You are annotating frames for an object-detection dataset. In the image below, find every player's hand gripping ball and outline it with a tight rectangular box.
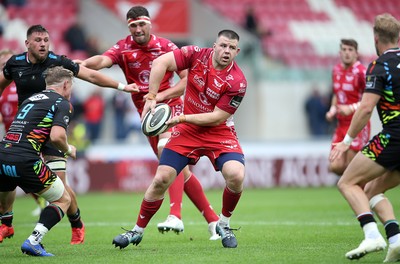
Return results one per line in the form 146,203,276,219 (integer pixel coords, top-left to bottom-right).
141,103,172,137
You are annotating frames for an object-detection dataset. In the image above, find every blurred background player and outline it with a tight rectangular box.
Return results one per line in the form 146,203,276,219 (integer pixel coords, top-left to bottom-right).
0,49,17,134
0,66,76,256
112,29,246,249
326,39,370,176
80,5,220,239
0,24,138,245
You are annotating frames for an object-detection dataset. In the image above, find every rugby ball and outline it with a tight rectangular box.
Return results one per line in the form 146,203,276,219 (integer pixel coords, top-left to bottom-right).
141,103,172,137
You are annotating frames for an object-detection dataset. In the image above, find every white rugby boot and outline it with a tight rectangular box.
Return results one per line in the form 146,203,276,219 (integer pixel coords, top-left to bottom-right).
345,236,387,260
157,215,184,234
384,239,400,262
208,221,221,240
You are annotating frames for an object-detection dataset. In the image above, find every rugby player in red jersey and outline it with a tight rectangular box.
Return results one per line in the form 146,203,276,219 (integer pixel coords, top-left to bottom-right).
112,29,247,249
81,6,220,239
326,39,370,176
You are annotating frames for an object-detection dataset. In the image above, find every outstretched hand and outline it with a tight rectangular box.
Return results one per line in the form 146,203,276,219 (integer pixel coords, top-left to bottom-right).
141,98,157,121
123,83,140,93
329,141,350,162
65,144,77,160
337,104,354,116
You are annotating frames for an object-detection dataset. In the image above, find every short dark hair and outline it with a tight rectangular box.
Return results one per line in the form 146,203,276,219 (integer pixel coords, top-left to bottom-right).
218,30,240,41
27,25,48,38
126,6,150,20
340,39,358,51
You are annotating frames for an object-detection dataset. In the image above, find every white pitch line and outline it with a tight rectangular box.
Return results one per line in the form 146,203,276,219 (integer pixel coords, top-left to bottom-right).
13,220,357,228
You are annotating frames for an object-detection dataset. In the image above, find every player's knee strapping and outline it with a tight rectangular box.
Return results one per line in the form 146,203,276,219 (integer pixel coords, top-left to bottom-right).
46,158,67,172
38,177,65,202
369,193,386,209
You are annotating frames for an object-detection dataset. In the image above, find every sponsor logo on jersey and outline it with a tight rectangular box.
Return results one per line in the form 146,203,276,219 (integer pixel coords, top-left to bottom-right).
226,74,234,81
229,95,243,108
220,139,238,149
168,42,178,50
29,94,49,101
181,46,188,56
151,51,162,57
199,92,211,105
342,83,354,91
213,78,223,88
63,115,70,125
206,87,220,100
366,75,376,89
4,132,22,143
188,96,210,112
193,74,205,87
345,75,354,82
128,62,141,68
138,70,150,84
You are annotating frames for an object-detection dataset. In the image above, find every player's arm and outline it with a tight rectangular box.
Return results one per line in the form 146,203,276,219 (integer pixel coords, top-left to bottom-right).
326,94,337,121
77,65,138,93
337,102,360,116
346,92,379,138
0,73,12,96
143,52,178,118
148,52,178,95
80,55,113,70
167,106,231,127
155,70,187,102
50,125,76,159
329,92,379,162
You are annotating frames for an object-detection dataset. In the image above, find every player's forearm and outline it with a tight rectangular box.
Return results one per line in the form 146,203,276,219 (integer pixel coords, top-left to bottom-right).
148,68,166,95
149,52,177,95
79,67,123,91
50,128,69,153
157,78,186,101
179,111,231,127
346,106,372,138
83,55,110,70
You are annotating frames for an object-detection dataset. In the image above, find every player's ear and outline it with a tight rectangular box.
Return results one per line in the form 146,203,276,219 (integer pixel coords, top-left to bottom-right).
63,80,69,92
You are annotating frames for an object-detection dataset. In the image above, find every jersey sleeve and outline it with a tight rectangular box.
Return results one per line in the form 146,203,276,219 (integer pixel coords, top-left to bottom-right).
52,99,73,129
102,40,124,65
365,61,385,96
216,79,247,115
3,57,14,80
60,56,80,77
173,45,201,71
358,65,367,92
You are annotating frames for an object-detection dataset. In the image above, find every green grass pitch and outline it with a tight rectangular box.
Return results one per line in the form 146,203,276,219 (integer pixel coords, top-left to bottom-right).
2,187,399,263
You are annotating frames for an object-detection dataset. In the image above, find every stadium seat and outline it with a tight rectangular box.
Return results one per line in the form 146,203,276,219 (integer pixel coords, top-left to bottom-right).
3,0,79,58
201,0,396,69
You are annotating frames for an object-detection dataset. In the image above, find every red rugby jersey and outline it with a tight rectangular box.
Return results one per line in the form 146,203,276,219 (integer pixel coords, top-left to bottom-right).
0,83,18,131
173,46,247,128
103,34,182,114
332,60,366,124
